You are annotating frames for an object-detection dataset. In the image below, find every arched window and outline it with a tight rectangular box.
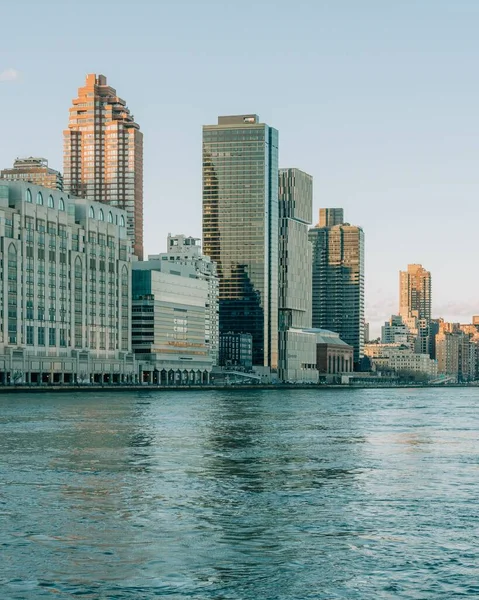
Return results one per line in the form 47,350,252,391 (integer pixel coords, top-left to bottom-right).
36,192,43,205
108,211,113,223
26,189,32,203
89,206,95,219
115,214,118,225
48,195,54,208
59,198,65,211
98,209,104,221
120,215,125,227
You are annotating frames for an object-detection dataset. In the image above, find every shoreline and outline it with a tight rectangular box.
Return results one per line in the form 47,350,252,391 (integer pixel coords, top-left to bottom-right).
0,383,475,394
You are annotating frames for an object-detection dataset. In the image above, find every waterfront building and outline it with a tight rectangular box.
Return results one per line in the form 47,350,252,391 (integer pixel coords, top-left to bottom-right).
148,234,219,364
364,342,437,379
278,168,318,383
308,209,365,366
0,180,135,384
435,321,477,382
302,328,354,376
1,157,63,191
63,74,144,259
218,332,253,370
132,259,214,384
202,114,279,369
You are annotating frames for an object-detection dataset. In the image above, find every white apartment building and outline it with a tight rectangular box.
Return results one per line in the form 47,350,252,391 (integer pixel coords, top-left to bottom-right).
0,181,136,384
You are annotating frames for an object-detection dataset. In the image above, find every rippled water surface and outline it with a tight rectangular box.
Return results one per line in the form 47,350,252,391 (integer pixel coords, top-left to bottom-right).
1,388,478,599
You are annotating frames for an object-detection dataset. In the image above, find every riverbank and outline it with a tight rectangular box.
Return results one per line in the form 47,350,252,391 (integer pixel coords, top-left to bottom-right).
0,382,476,394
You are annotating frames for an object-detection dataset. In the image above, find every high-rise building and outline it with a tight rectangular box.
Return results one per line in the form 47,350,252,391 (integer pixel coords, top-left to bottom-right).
399,264,432,355
1,157,63,191
278,168,317,382
202,114,279,369
0,180,136,384
147,234,219,364
63,74,144,259
399,264,431,322
309,209,365,366
318,208,343,228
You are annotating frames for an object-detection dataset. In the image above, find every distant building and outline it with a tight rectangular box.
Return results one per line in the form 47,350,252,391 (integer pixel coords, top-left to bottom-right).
399,264,432,355
0,180,135,384
435,321,476,382
278,168,318,382
1,157,63,191
309,209,365,366
148,234,219,364
381,315,412,346
219,332,253,370
364,321,370,343
202,114,279,369
364,342,437,379
64,74,144,259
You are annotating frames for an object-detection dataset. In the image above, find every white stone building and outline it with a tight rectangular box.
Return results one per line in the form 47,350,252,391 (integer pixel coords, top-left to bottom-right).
0,180,136,384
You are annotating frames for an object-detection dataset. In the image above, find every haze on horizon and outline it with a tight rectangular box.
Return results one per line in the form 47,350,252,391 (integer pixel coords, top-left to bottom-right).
2,0,479,335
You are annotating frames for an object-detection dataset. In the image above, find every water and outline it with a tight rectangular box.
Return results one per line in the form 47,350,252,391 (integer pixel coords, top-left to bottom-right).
0,388,478,599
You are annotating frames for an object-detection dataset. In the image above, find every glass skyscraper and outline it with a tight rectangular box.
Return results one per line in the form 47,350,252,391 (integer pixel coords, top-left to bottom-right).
202,115,278,368
309,210,365,366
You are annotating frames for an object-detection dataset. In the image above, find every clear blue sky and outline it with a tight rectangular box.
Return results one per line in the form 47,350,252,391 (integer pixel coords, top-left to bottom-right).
2,0,479,334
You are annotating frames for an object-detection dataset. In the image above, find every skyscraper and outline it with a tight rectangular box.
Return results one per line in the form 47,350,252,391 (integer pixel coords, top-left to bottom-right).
399,264,432,355
1,157,63,191
202,114,279,368
63,74,144,259
278,168,317,382
309,209,365,366
399,264,431,322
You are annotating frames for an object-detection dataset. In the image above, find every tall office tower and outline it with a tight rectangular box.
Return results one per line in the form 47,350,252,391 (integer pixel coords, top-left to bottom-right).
399,264,432,354
1,157,63,191
148,234,219,365
63,74,144,259
278,168,317,382
202,114,279,369
309,209,365,366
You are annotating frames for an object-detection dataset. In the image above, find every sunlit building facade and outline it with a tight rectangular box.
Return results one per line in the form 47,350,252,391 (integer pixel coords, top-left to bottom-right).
1,157,63,191
63,74,144,259
309,210,365,366
202,114,279,369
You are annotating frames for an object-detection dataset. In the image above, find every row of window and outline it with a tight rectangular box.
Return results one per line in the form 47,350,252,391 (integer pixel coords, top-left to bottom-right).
25,188,126,227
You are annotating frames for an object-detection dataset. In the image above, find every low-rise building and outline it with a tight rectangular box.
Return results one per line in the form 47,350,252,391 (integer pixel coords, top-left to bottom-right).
303,328,354,375
0,180,136,384
364,342,437,379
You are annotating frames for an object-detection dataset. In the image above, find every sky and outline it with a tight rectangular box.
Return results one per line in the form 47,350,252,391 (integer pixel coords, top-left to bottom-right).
1,0,479,335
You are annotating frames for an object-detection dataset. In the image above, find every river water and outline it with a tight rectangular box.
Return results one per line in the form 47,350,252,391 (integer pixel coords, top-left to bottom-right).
1,388,478,599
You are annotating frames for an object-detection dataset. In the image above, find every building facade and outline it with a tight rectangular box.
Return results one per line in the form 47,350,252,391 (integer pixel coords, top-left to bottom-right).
0,181,135,384
1,157,63,191
303,329,354,375
148,234,219,364
278,168,317,382
63,74,144,259
309,209,365,366
202,114,279,369
218,332,253,370
132,267,213,384
399,264,432,355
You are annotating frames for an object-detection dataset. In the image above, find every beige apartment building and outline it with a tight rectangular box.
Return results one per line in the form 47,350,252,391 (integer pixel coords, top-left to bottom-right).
64,74,144,259
1,157,63,191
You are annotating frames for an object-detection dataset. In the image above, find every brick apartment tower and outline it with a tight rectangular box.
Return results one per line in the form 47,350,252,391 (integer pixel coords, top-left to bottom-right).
63,74,144,259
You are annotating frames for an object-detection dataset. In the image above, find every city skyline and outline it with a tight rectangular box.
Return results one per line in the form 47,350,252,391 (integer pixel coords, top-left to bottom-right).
3,1,479,332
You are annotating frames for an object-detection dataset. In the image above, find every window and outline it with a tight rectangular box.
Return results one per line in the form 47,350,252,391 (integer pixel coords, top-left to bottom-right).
38,327,45,346
26,326,34,345
26,189,32,203
49,328,56,346
47,195,54,208
36,192,43,205
120,215,125,227
108,211,113,223
89,206,95,219
99,209,104,221
59,198,65,211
